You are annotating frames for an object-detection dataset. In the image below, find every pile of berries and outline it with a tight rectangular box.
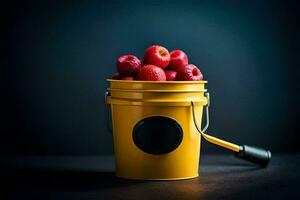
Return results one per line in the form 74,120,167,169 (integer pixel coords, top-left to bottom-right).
112,45,203,81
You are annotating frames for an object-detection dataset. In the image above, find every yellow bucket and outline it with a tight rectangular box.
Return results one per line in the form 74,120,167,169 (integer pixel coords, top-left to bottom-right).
105,79,208,180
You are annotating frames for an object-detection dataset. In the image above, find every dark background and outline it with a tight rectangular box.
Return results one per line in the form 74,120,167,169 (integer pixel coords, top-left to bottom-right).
2,0,299,155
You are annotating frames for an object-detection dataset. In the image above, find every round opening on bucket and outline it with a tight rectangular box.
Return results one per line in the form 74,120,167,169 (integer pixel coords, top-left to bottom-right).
132,116,183,155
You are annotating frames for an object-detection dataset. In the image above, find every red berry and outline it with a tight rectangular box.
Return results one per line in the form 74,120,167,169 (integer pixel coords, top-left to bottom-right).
137,65,166,81
169,50,188,71
122,76,135,80
144,45,170,69
165,70,177,81
176,64,203,81
111,73,120,80
117,55,142,76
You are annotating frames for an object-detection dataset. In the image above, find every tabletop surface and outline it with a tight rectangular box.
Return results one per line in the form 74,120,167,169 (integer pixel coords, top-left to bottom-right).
1,154,299,200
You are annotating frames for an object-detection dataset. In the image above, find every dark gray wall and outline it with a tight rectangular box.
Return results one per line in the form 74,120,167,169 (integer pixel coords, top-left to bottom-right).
2,0,298,155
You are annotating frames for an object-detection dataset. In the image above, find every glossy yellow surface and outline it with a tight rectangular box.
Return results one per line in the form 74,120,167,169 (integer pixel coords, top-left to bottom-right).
201,133,240,152
108,79,207,91
106,80,207,180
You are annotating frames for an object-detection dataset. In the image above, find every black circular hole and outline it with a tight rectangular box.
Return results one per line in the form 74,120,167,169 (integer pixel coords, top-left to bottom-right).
132,116,183,155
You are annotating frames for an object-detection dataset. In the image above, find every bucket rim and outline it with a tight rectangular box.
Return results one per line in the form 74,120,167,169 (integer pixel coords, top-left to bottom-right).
107,96,207,106
107,88,207,93
107,79,207,84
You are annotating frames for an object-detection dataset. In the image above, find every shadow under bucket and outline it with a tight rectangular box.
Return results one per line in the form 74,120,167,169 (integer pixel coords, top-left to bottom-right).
105,80,208,180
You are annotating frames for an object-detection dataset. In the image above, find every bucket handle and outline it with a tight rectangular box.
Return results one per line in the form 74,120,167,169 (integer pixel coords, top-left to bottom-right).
192,93,271,167
200,92,210,133
191,93,240,152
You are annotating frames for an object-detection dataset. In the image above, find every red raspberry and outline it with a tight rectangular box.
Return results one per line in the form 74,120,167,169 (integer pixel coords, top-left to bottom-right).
165,70,177,81
176,64,203,81
117,55,142,76
137,65,166,81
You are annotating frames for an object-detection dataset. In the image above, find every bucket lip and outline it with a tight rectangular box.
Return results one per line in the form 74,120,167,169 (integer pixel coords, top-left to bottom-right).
107,96,207,106
107,79,207,84
107,88,207,93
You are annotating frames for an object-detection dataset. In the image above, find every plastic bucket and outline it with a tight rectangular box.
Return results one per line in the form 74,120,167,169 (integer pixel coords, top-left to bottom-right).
105,79,208,180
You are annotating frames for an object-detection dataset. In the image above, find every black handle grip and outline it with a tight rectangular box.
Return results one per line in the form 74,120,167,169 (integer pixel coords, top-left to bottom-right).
235,145,271,167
